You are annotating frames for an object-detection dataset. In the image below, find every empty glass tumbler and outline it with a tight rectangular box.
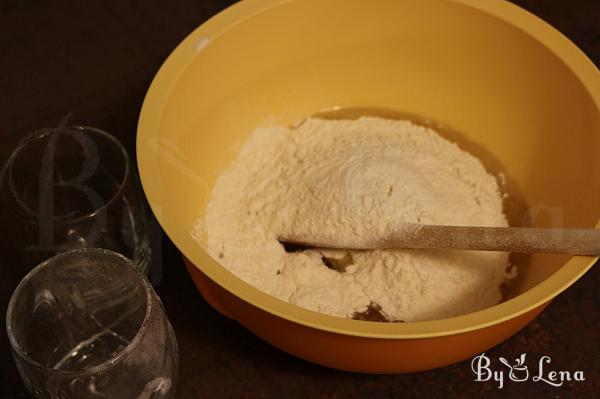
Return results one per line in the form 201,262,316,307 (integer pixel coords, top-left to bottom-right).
0,127,150,274
6,248,178,398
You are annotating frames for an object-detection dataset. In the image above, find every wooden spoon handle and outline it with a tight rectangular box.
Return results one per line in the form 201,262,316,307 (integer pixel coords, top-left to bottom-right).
280,225,600,255
382,225,600,255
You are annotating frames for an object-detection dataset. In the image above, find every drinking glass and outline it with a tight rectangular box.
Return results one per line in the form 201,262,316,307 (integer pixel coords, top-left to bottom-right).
6,248,178,399
0,127,150,274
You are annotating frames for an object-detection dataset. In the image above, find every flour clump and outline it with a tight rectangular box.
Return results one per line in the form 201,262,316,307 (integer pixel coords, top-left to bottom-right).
197,116,510,322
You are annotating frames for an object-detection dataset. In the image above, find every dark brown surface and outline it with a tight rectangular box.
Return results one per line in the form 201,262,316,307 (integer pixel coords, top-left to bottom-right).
0,0,598,398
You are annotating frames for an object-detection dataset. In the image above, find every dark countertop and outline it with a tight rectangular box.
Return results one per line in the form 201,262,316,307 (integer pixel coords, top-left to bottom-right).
0,1,598,398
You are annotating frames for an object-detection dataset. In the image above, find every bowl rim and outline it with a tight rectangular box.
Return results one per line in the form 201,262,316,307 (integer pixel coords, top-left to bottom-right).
137,0,600,339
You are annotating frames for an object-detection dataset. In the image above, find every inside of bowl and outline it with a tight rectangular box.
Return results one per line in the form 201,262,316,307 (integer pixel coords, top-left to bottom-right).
153,0,600,299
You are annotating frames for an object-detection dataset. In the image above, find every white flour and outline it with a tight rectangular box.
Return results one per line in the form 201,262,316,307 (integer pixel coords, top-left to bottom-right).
197,117,510,322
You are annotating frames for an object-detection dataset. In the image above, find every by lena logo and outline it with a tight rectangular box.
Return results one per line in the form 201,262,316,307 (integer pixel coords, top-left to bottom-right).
471,353,585,389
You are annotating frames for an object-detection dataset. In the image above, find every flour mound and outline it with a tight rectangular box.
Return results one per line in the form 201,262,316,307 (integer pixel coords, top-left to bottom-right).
198,117,509,322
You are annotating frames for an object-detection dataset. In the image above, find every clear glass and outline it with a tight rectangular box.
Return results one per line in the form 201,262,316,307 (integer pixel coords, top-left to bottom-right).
0,127,150,274
6,248,178,399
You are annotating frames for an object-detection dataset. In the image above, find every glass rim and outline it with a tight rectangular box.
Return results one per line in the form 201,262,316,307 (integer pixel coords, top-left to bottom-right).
0,126,131,224
5,248,154,378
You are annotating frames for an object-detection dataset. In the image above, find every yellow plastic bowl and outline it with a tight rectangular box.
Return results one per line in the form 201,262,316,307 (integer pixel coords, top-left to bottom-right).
137,0,600,373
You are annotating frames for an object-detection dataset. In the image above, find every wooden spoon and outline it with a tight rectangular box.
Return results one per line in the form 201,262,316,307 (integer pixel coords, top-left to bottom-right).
279,224,600,255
